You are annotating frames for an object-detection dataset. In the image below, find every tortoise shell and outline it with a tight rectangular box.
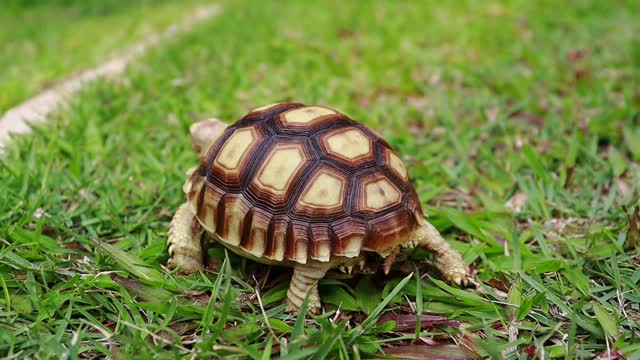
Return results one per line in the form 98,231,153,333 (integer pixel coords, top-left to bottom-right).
186,103,424,264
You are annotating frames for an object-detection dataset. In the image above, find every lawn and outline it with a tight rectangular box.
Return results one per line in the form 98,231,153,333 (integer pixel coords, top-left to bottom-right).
0,0,206,113
1,0,639,358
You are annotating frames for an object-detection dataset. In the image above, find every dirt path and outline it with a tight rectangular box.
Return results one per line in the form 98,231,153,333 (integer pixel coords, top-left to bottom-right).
0,4,222,150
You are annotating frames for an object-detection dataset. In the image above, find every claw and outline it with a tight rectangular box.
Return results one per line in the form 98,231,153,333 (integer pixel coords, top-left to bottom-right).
402,240,418,249
339,266,347,273
358,259,365,270
448,273,470,287
347,266,353,274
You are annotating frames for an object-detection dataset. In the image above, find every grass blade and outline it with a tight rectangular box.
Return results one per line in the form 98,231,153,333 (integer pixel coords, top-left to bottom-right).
414,267,423,340
592,303,618,340
96,239,175,289
313,323,347,360
291,292,310,341
355,276,381,314
361,273,413,331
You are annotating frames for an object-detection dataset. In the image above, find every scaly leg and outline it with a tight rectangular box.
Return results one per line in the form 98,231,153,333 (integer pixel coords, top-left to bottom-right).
167,202,204,273
404,219,470,286
286,261,331,314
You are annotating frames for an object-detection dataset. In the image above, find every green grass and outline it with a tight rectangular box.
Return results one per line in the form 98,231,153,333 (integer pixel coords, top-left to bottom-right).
0,0,206,113
1,0,639,358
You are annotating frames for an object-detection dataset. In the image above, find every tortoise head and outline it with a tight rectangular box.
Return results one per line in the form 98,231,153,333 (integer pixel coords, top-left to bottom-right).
189,118,227,161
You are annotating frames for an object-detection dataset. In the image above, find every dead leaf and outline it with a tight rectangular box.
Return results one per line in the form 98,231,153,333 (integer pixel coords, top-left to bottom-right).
237,292,255,303
156,207,173,218
111,274,141,291
522,344,537,357
185,290,211,306
510,112,545,127
151,330,173,348
579,118,589,135
109,341,122,358
104,237,124,244
495,234,508,246
484,107,499,123
623,205,640,248
203,261,221,272
406,96,431,113
575,68,589,81
486,277,510,293
593,348,626,360
564,166,575,189
64,241,87,252
384,344,480,360
337,28,357,38
378,313,460,331
502,324,518,358
615,178,630,197
567,49,587,62
432,188,477,212
514,136,524,151
505,191,527,213
356,95,371,109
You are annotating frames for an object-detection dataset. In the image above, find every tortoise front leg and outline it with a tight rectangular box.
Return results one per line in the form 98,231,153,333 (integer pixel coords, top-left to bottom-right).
167,202,204,273
286,261,331,314
404,219,470,286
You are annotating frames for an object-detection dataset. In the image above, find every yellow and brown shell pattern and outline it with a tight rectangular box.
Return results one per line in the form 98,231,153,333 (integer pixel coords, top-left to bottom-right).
187,103,424,264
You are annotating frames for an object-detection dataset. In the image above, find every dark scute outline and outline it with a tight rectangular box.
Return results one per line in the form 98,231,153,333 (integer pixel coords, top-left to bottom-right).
354,122,392,149
349,167,408,221
236,102,305,127
286,163,350,223
307,223,332,260
206,125,237,179
244,137,318,213
208,124,268,192
239,208,255,250
214,193,228,238
264,214,289,260
272,113,348,136
378,147,411,187
312,121,378,171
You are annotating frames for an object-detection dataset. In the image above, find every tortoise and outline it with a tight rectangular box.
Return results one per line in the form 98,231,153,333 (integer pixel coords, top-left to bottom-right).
167,102,469,312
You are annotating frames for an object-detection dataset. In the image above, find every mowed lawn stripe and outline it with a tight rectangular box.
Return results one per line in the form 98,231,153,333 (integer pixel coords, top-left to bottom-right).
0,3,222,149
0,0,213,113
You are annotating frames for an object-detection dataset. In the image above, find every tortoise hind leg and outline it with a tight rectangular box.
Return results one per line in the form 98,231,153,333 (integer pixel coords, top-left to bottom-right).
167,202,204,273
286,261,331,314
404,219,470,286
